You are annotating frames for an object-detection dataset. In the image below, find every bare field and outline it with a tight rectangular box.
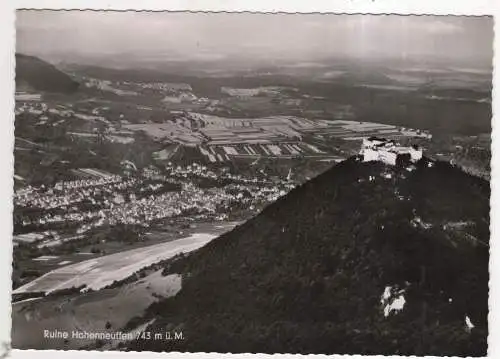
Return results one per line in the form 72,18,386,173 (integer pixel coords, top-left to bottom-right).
13,233,217,295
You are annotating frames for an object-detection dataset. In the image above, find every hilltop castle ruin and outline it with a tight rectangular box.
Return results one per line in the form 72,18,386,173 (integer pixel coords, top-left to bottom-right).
360,137,423,166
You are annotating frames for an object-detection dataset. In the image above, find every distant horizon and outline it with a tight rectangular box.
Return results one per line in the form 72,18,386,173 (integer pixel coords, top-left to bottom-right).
16,12,494,71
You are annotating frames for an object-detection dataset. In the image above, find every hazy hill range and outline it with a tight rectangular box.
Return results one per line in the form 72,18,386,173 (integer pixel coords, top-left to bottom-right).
15,53,79,93
61,63,491,136
128,157,489,356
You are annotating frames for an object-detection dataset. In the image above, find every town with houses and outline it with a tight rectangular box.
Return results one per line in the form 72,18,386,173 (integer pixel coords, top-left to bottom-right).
14,161,294,250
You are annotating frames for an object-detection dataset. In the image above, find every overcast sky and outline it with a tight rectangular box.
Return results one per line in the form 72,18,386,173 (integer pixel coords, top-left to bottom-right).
16,11,493,68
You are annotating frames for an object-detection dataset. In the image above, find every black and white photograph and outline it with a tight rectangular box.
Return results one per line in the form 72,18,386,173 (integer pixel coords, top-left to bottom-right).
11,11,492,356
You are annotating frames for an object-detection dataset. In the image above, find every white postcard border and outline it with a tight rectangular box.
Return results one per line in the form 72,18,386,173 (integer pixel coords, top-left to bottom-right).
1,1,498,359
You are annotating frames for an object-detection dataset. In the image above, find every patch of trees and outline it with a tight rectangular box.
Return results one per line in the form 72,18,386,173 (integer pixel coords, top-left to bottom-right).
12,292,45,303
48,285,87,297
102,257,173,291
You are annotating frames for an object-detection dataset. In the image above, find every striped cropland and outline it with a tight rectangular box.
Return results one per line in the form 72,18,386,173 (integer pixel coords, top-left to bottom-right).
125,113,430,147
122,112,431,163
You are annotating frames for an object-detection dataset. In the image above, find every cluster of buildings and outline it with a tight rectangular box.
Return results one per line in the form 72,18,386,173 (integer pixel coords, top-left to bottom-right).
360,137,423,166
15,102,48,116
14,176,126,209
164,162,284,186
221,86,294,98
162,92,198,104
163,163,294,205
92,184,216,227
14,181,195,232
134,82,193,92
14,162,295,246
84,77,138,96
165,162,217,179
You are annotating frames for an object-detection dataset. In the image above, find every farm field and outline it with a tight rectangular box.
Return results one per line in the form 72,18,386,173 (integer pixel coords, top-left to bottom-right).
13,232,218,295
122,111,431,164
198,143,330,163
124,113,430,145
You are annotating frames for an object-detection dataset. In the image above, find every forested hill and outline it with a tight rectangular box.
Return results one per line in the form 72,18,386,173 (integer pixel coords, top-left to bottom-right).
129,156,489,356
16,53,79,93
